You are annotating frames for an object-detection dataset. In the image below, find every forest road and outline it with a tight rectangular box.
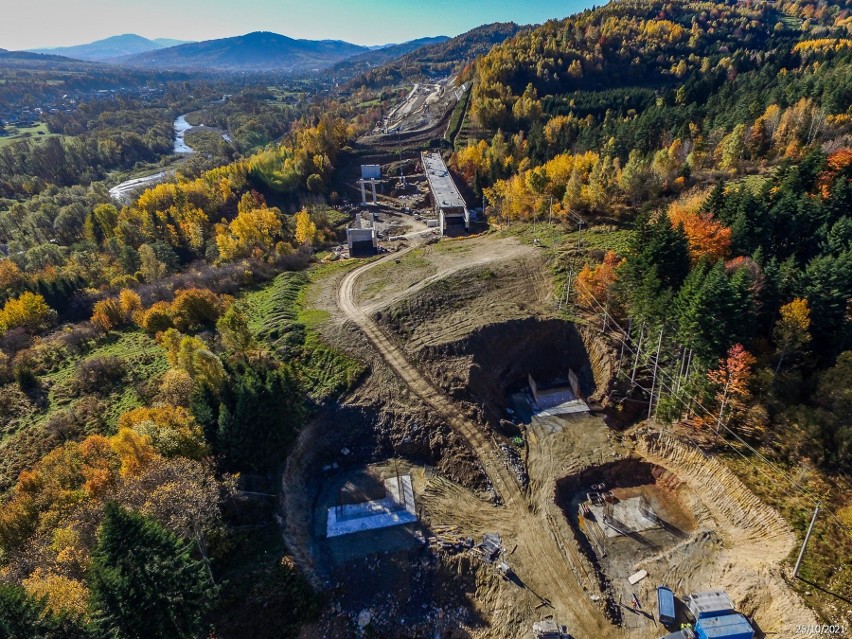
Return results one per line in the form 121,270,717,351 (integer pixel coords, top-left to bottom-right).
335,242,616,638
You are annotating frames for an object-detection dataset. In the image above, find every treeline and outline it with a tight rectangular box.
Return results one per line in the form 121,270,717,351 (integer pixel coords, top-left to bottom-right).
454,92,848,221
0,128,173,197
0,60,193,110
471,0,790,131
464,0,852,160
573,148,851,471
187,88,299,151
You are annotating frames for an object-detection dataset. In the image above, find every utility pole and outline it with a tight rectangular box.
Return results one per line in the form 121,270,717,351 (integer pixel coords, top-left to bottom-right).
647,328,664,421
618,319,632,375
562,269,574,309
674,347,687,395
792,502,821,579
715,377,730,437
631,324,646,385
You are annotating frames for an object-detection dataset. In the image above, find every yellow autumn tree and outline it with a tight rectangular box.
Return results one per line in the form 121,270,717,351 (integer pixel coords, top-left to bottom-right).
51,526,89,573
216,206,283,261
139,301,174,334
0,292,57,335
158,329,226,392
158,368,195,407
773,298,812,373
23,569,89,621
294,208,317,246
109,428,158,477
119,288,143,320
452,140,491,183
118,405,209,459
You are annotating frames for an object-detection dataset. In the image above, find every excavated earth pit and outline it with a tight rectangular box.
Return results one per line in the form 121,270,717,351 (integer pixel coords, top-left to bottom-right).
406,317,599,429
304,462,488,639
556,459,700,626
287,235,821,639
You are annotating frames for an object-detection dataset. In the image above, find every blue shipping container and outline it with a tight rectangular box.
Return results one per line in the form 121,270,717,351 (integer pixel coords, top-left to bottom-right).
695,613,755,639
657,586,676,626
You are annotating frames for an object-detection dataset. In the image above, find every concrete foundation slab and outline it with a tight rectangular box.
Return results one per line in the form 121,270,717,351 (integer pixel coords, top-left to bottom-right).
588,496,658,538
535,399,590,417
327,475,417,537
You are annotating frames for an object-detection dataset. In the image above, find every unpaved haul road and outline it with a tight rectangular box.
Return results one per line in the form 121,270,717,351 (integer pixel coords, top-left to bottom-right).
336,244,614,638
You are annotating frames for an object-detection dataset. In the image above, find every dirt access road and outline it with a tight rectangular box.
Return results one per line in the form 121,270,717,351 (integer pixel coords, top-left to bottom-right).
336,242,614,638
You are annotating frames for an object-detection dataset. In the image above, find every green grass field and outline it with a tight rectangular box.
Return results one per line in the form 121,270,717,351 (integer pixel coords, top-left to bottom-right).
242,261,365,401
0,122,63,147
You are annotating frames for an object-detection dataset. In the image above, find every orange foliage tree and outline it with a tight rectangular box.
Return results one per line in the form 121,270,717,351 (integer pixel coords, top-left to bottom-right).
703,343,758,434
91,288,144,332
575,251,624,308
817,148,852,197
91,298,126,332
668,192,731,263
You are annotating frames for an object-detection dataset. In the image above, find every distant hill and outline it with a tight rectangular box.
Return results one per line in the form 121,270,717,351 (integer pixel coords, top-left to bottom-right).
27,34,192,61
329,36,450,79
116,31,369,72
152,38,191,48
0,50,93,68
346,23,524,88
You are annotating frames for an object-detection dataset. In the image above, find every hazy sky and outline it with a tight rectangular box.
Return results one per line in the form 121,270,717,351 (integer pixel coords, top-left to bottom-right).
3,0,590,50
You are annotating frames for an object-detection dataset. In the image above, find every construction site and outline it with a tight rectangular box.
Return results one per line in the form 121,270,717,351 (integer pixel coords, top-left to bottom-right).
276,230,824,639
276,85,826,639
362,77,468,143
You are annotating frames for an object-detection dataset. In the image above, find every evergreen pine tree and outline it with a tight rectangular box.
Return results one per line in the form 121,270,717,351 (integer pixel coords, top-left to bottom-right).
90,503,213,639
216,363,305,472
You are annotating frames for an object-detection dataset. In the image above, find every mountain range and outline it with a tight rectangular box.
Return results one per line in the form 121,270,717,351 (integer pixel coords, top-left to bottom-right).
341,22,523,87
27,34,193,61
9,25,518,75
113,31,368,72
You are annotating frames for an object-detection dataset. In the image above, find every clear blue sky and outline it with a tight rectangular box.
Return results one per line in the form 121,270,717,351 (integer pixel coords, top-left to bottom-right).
4,0,591,50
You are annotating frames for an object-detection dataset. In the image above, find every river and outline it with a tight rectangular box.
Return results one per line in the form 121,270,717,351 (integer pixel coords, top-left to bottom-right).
173,114,193,154
109,114,193,203
109,113,235,203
